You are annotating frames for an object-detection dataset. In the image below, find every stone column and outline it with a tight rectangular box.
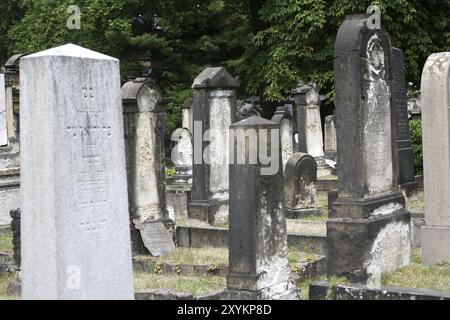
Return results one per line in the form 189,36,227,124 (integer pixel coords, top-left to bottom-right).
271,106,295,172
293,82,332,177
284,153,320,218
20,44,134,299
392,48,418,195
225,116,298,300
421,52,450,265
324,115,337,162
328,15,411,284
188,67,239,225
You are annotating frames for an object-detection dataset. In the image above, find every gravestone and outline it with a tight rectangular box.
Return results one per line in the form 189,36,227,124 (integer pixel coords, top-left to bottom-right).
324,115,337,162
140,221,175,257
392,48,418,194
284,153,320,218
188,67,239,225
20,44,134,299
293,82,332,177
271,106,295,172
182,97,194,133
171,127,193,184
421,52,450,265
237,102,262,121
0,74,6,146
122,77,170,254
328,15,411,284
224,116,298,300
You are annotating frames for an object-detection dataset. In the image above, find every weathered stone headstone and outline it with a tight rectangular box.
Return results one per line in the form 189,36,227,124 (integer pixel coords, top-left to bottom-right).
171,127,193,184
188,67,239,225
324,115,337,162
140,221,175,257
20,44,134,299
0,74,6,147
225,116,298,300
284,153,320,218
421,52,450,265
328,15,411,284
122,77,170,254
182,97,194,133
237,102,262,121
392,48,418,193
271,106,295,172
293,82,332,177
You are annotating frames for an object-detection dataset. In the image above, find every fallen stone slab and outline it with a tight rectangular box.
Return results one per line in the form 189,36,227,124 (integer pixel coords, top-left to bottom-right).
309,281,450,300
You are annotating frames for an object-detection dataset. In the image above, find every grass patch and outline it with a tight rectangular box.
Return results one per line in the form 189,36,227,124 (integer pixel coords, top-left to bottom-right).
0,231,13,253
135,247,229,266
0,273,18,300
134,273,225,295
406,191,424,213
382,248,450,292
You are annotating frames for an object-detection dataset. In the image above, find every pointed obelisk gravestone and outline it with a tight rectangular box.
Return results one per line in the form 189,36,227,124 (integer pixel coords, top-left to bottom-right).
188,67,239,225
392,48,418,195
328,15,411,284
20,44,134,300
225,116,298,300
421,52,450,265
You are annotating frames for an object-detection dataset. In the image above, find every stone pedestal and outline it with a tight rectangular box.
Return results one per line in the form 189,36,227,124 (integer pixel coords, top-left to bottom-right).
188,67,239,225
421,52,450,265
328,15,411,284
225,116,298,300
20,44,134,300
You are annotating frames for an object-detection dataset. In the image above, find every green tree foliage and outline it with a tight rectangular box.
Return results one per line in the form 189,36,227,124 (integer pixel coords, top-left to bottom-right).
409,119,423,175
1,0,449,118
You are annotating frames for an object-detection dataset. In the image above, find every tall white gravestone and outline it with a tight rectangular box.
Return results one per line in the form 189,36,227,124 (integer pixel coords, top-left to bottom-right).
421,52,450,265
20,44,134,300
0,74,7,146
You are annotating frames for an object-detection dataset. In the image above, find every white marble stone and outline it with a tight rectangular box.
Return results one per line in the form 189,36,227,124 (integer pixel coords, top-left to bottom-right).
421,52,450,265
0,74,6,147
20,44,134,300
305,88,324,158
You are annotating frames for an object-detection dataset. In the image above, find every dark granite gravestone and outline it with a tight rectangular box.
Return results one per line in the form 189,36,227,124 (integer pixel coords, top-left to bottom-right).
224,116,298,300
187,67,239,225
391,48,418,193
140,221,175,257
284,153,320,218
328,15,411,284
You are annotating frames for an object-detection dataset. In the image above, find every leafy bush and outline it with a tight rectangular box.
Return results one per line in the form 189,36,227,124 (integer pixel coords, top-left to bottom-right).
409,119,423,176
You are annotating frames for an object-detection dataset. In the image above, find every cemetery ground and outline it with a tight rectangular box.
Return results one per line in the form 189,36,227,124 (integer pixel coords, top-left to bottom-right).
3,190,449,300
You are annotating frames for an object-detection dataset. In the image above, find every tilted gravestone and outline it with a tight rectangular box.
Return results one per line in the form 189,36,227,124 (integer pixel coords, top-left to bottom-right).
122,77,170,254
324,115,337,162
392,48,418,193
224,116,298,300
188,67,239,225
284,153,320,218
328,15,411,284
140,221,175,257
20,44,134,299
271,106,295,173
421,52,450,265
